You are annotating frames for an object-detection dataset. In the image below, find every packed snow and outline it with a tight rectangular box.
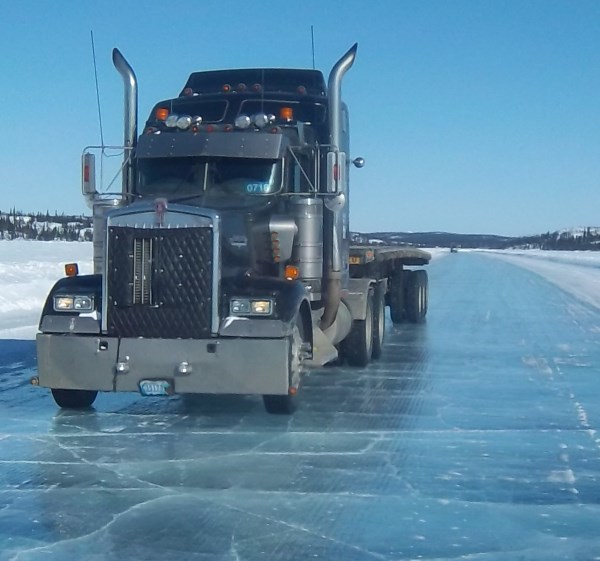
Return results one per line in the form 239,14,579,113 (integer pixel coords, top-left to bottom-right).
478,248,600,311
1,241,600,339
0,240,92,338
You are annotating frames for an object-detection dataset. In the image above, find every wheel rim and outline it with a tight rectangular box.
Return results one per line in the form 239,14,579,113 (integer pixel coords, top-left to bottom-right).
289,320,304,389
377,296,385,342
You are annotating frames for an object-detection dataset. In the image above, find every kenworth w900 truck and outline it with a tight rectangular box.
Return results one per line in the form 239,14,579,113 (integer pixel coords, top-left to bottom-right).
34,44,430,414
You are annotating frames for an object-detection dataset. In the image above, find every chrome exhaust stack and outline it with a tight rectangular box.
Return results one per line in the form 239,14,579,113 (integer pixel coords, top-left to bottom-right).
112,48,138,194
321,43,357,331
328,43,357,155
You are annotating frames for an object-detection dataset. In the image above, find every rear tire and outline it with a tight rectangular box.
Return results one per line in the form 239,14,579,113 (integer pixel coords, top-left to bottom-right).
372,283,386,360
51,388,97,409
389,272,404,324
405,269,428,323
263,393,298,415
343,288,374,367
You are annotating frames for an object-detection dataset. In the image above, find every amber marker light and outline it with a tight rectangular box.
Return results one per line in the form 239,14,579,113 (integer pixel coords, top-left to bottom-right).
284,265,299,281
65,263,79,277
280,107,294,122
155,108,169,121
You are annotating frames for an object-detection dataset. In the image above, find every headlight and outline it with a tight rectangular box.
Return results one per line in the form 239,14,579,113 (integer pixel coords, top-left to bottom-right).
53,295,94,312
230,298,273,316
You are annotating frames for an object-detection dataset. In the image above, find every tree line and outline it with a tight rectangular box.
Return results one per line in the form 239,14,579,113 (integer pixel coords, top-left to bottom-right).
0,209,92,241
509,229,600,250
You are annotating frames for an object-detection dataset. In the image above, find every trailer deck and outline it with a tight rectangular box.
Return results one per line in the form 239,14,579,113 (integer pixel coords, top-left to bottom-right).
349,245,431,279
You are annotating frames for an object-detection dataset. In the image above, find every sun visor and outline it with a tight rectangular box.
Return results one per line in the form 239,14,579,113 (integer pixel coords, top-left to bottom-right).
137,131,287,160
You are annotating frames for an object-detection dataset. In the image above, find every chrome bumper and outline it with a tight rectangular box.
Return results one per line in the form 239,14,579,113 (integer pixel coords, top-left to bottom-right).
36,334,290,396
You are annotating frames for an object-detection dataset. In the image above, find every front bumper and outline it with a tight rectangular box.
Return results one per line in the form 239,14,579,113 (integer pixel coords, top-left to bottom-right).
36,334,290,396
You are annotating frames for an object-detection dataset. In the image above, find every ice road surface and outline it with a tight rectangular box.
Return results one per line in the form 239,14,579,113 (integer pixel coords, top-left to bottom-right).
1,242,600,559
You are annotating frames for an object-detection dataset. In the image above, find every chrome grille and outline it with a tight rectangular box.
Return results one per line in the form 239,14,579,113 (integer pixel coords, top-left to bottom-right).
106,226,214,339
133,237,153,305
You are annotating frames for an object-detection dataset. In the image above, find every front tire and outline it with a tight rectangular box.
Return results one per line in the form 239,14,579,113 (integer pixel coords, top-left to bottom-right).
263,313,305,415
51,388,97,409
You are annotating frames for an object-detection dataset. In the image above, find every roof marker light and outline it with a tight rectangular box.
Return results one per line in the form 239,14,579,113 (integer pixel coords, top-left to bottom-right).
297,86,307,95
222,84,231,93
252,83,263,93
183,87,193,96
236,83,247,92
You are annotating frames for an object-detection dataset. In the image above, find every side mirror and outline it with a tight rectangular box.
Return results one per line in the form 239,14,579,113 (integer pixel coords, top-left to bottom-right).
352,157,365,168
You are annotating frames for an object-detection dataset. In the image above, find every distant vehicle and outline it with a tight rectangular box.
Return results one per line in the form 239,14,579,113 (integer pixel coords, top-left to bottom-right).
450,245,459,253
34,44,430,414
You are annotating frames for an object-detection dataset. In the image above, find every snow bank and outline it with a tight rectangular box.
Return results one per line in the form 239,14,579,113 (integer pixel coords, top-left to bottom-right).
479,249,600,311
0,240,92,339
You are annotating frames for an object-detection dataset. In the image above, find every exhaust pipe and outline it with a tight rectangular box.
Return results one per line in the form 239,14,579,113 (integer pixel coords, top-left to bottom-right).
321,43,357,331
328,43,357,153
112,48,138,194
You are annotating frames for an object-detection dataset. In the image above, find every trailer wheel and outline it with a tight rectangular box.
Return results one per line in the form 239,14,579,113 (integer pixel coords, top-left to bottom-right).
390,272,404,324
51,388,98,409
372,283,386,360
405,269,428,323
263,314,305,415
343,287,374,367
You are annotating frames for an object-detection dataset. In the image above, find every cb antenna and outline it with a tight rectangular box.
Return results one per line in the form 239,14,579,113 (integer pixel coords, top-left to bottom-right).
90,30,105,147
311,25,315,70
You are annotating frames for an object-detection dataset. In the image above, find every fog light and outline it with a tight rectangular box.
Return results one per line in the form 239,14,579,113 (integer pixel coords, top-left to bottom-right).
251,300,272,315
54,296,74,311
230,299,251,314
73,296,93,311
230,298,274,316
53,295,94,312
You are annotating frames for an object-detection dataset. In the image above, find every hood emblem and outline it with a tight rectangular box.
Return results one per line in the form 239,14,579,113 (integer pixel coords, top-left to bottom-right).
154,198,168,227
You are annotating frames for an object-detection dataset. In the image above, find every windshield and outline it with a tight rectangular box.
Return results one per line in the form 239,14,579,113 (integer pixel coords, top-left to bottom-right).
136,157,282,199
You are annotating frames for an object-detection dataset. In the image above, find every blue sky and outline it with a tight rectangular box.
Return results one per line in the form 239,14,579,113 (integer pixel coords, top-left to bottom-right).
1,0,600,236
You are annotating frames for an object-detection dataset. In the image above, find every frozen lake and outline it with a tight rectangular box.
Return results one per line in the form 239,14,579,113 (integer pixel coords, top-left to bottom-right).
1,247,600,559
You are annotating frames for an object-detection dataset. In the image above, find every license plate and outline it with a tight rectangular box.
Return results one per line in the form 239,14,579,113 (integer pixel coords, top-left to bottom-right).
139,380,172,396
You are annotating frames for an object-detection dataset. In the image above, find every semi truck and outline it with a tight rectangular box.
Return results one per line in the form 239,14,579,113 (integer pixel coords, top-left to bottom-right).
34,44,430,414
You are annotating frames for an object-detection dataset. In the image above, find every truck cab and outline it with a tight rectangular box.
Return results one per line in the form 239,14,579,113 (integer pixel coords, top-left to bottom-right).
34,45,430,414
